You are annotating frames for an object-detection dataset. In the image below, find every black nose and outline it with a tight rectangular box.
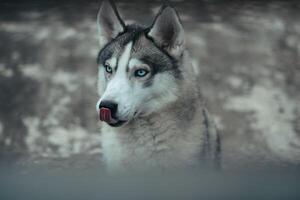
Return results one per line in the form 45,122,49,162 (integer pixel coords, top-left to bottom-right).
99,101,118,118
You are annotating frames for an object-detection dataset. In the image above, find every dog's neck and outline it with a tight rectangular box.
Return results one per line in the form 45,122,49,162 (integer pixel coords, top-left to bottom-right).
101,87,205,172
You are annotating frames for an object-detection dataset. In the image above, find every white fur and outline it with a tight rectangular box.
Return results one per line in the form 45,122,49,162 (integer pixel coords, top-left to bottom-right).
117,42,132,72
98,42,135,120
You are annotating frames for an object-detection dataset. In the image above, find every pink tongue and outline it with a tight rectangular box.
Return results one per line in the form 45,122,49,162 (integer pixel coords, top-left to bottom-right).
99,108,112,123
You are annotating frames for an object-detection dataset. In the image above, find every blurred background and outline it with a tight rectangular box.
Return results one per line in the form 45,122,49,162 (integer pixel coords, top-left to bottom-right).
0,0,300,172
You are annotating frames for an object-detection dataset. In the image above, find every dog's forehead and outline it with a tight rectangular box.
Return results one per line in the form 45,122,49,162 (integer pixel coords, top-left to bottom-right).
98,25,164,63
97,25,145,62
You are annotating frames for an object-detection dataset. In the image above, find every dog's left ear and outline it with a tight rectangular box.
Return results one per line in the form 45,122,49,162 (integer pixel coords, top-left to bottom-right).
97,0,125,48
148,6,185,59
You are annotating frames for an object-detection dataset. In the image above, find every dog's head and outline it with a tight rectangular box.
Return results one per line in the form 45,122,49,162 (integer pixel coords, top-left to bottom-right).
96,0,186,127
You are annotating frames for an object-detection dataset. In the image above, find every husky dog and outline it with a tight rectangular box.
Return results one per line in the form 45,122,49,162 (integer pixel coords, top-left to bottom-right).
95,0,221,172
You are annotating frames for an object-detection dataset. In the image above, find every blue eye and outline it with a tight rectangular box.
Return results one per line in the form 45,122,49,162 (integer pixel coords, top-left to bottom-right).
104,63,112,74
134,69,149,77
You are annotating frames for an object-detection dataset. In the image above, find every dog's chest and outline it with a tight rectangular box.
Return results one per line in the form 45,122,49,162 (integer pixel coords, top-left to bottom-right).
101,116,204,172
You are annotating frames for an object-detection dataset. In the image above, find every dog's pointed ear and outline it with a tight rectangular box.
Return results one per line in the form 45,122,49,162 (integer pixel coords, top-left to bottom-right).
148,6,185,58
97,0,125,47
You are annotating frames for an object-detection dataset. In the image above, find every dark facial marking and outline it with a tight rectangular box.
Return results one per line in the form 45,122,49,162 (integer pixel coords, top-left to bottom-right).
97,46,113,65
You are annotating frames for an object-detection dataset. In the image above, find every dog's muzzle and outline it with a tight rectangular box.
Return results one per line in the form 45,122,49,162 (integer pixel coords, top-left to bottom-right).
98,101,126,127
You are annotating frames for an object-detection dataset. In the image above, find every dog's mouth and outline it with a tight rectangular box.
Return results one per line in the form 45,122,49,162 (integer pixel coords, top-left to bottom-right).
99,108,127,127
107,120,126,127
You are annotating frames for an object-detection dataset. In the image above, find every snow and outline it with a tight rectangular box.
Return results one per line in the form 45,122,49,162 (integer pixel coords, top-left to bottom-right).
225,82,300,162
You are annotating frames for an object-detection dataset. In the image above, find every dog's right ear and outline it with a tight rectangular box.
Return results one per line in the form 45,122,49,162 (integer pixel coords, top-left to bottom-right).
97,0,125,48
